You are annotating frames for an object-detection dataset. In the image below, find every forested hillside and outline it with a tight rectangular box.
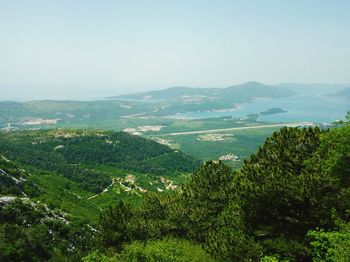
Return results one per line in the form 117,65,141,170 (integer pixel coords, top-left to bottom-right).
0,129,199,193
0,157,40,197
86,117,350,261
1,116,349,261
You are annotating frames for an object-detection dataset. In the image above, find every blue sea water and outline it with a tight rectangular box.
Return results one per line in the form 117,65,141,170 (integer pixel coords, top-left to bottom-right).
173,94,349,123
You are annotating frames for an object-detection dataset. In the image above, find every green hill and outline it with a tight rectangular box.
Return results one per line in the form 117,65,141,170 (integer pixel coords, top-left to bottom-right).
0,129,199,193
0,156,40,197
0,129,200,226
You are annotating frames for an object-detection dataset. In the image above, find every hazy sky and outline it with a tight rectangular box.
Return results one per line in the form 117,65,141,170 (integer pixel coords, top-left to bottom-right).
1,0,350,100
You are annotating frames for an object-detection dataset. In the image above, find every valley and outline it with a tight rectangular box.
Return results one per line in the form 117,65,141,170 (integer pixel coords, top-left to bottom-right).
1,82,349,261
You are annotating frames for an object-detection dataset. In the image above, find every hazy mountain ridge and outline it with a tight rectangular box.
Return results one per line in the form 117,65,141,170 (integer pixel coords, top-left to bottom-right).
329,87,350,98
113,86,221,101
114,81,297,102
111,82,298,116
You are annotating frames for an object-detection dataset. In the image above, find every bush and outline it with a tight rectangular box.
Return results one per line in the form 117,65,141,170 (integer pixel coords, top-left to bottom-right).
116,238,214,262
307,222,350,261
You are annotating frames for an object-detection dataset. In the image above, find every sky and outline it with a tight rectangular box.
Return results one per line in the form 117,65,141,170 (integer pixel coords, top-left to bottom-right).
0,0,350,101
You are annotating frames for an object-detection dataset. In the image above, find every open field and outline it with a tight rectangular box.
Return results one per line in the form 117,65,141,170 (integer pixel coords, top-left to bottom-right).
148,126,287,169
156,122,312,136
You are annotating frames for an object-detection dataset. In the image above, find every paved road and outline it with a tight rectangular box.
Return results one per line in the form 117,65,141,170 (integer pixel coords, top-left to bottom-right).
157,122,313,136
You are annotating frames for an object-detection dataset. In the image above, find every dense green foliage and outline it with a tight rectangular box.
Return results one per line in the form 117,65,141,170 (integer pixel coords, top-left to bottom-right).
115,238,214,262
0,130,199,193
238,127,324,259
82,238,213,262
0,157,40,197
0,199,94,261
94,123,350,261
307,221,350,261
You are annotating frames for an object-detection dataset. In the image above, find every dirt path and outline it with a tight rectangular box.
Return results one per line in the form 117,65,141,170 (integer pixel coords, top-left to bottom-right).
87,179,116,200
156,122,314,136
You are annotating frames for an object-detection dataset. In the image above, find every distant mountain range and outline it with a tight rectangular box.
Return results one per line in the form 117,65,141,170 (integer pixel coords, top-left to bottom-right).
329,87,350,98
113,81,297,102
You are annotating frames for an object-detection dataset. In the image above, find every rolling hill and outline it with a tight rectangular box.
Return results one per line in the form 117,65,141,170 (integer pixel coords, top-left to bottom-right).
0,156,40,197
0,129,200,226
0,129,199,191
